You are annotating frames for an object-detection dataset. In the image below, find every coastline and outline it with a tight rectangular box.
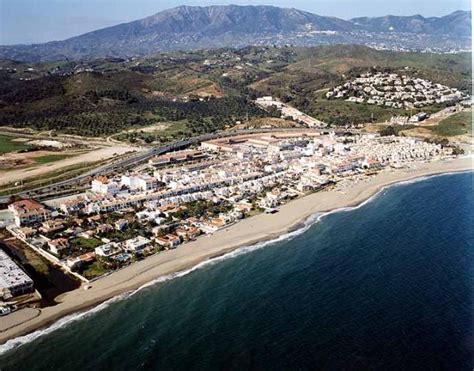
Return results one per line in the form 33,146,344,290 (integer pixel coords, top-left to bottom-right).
0,156,472,351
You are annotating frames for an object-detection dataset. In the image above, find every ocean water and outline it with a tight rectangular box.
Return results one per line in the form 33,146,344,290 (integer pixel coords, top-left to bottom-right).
0,171,473,370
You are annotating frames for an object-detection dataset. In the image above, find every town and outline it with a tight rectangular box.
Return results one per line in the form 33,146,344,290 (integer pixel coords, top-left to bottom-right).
326,72,466,109
1,126,461,311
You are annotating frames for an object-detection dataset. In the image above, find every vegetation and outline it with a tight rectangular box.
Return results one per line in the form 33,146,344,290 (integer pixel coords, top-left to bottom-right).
172,200,233,220
379,124,416,136
34,154,70,164
0,135,31,153
305,98,407,126
0,45,470,137
81,261,109,279
71,237,103,251
427,111,472,137
21,244,50,276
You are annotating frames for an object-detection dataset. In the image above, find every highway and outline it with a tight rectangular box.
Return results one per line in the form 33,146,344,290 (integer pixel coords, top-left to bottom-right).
0,127,354,204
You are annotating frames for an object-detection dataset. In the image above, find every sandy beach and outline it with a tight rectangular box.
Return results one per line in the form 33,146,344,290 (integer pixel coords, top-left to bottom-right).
0,156,472,347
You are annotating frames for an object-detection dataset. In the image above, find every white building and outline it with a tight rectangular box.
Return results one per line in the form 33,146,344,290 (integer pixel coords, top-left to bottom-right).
124,236,151,252
91,176,120,195
0,249,34,299
95,242,121,257
121,175,158,192
8,199,52,227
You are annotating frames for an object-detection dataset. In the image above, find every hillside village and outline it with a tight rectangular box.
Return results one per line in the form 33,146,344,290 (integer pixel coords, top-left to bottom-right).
326,72,466,109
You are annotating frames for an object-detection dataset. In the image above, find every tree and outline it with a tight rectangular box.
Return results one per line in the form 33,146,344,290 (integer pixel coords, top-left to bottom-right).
380,126,396,136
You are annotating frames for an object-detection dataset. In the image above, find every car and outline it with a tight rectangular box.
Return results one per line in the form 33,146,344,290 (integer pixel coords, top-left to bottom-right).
0,306,11,316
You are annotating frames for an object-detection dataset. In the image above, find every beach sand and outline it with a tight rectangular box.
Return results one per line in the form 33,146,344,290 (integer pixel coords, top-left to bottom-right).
0,156,472,346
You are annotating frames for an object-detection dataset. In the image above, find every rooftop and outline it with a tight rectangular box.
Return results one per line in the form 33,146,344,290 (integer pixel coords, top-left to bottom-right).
0,249,33,291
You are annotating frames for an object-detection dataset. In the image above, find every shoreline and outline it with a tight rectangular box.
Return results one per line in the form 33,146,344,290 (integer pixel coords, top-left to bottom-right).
0,156,472,352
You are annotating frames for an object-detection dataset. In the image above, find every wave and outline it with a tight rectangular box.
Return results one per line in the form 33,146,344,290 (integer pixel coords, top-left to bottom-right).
1,169,471,356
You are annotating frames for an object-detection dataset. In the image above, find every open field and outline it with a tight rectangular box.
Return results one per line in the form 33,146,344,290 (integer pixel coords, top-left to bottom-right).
364,108,472,142
427,111,472,137
0,149,80,170
0,144,139,187
33,154,71,164
0,135,31,154
0,161,102,196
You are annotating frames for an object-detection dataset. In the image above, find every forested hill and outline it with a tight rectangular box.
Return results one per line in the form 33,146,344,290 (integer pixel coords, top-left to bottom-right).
0,45,471,138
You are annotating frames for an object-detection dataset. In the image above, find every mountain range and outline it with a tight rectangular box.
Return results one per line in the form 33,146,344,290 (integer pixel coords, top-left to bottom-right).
0,5,471,62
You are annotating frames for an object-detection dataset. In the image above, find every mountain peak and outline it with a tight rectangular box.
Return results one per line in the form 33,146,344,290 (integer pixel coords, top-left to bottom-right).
0,5,470,62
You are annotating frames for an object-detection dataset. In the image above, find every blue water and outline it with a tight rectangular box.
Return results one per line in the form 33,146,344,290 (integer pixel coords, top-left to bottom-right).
1,171,473,370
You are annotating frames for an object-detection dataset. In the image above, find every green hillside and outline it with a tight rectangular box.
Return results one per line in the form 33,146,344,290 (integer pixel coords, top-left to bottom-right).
0,45,470,137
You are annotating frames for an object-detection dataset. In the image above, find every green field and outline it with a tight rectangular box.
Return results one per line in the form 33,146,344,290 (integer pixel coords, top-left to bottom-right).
71,237,103,251
428,111,472,137
34,154,70,164
0,135,31,154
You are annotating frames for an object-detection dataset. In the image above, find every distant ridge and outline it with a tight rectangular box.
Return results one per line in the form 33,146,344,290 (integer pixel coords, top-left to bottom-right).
351,10,471,35
0,5,470,62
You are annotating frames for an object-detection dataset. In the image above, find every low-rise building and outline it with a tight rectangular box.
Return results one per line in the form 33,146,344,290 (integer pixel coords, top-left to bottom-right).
91,176,120,195
95,242,121,258
48,238,70,256
155,234,181,248
124,236,151,252
66,252,96,270
175,226,201,241
115,219,129,231
9,199,52,227
0,249,34,299
198,218,227,234
40,220,65,234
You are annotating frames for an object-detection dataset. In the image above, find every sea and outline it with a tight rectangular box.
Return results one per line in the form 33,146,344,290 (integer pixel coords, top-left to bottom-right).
0,171,473,370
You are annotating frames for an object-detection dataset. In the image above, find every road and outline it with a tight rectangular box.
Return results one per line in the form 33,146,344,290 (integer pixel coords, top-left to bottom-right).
0,128,354,204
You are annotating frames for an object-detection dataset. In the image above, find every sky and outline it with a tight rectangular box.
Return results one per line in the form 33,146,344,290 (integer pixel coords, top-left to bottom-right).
0,0,471,45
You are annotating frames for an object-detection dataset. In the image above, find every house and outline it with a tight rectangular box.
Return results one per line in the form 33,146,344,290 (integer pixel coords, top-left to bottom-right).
48,238,70,256
77,230,96,239
95,242,121,257
66,252,96,269
121,175,158,191
40,220,64,234
362,158,383,170
60,197,86,214
155,234,181,248
199,218,227,234
175,226,201,241
124,236,151,252
258,196,279,209
235,202,253,213
96,224,114,235
8,199,52,227
87,215,102,225
16,227,36,239
91,176,120,195
115,219,129,231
